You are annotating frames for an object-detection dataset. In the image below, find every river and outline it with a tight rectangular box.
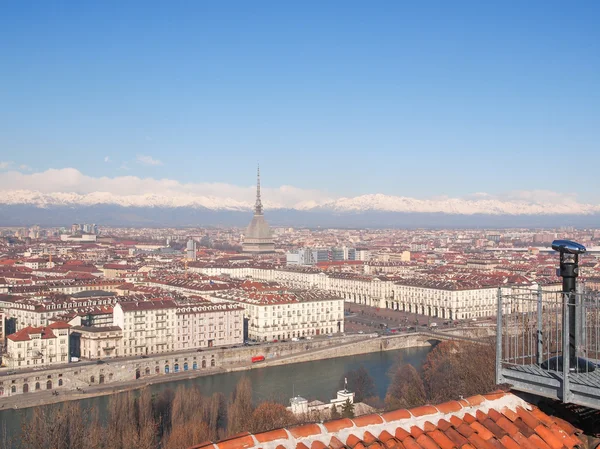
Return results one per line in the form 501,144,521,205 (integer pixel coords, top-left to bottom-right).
0,346,430,445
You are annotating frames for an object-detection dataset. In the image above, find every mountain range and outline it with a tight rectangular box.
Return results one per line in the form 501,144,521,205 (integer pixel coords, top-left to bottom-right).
1,189,599,228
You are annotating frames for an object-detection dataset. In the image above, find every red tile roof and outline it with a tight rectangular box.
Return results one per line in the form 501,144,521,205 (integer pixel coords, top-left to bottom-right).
188,392,583,449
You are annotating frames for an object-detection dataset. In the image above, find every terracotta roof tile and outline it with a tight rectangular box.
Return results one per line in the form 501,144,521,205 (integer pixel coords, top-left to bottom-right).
436,400,462,414
456,423,475,438
510,432,539,449
382,409,411,422
324,418,354,433
487,409,503,422
422,422,436,433
436,419,452,432
480,419,506,440
187,392,584,449
533,425,563,449
353,414,384,427
410,406,438,418
528,434,553,449
363,431,378,444
289,424,321,439
409,426,424,439
347,434,362,448
394,428,411,441
470,421,495,440
516,407,542,430
414,434,439,449
512,418,536,438
494,417,519,437
463,413,477,424
310,441,327,449
467,433,497,449
399,437,421,449
443,427,470,447
499,435,522,449
449,416,464,428
378,431,394,443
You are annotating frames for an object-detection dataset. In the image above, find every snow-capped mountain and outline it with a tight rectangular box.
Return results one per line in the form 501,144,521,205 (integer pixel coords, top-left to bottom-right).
1,189,599,216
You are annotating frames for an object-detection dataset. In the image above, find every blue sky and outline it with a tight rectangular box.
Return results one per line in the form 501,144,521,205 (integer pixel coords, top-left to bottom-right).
1,1,599,202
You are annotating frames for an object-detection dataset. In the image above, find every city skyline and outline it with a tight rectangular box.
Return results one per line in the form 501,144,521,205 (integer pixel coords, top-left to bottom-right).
2,1,599,206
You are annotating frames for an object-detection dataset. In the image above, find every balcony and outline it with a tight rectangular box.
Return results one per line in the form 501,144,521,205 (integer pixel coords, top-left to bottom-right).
496,288,600,409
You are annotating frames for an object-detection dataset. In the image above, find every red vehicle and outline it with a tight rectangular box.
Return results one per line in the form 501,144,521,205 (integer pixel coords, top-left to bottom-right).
251,355,265,363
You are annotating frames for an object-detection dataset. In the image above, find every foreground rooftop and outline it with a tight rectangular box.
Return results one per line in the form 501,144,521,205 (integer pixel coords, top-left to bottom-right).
190,392,584,449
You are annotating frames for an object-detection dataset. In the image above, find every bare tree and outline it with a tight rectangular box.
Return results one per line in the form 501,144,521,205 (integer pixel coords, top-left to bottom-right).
227,377,253,436
249,402,296,434
385,364,426,410
338,366,375,403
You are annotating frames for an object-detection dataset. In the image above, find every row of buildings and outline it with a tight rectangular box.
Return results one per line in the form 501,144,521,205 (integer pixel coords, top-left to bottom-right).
188,263,545,321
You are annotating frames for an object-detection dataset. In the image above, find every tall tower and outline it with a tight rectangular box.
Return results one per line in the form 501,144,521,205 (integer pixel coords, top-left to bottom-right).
242,165,275,254
255,165,263,215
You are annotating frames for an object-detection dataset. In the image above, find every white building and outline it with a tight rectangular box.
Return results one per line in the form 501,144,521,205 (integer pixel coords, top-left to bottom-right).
211,288,344,342
71,325,123,359
5,322,71,369
113,300,178,356
392,276,534,320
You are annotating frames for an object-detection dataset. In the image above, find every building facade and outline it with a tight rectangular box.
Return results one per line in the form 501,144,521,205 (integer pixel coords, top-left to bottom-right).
5,322,71,369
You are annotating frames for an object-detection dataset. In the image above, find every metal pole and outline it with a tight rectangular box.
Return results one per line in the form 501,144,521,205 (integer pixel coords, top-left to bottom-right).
560,252,578,369
537,285,543,366
562,297,571,401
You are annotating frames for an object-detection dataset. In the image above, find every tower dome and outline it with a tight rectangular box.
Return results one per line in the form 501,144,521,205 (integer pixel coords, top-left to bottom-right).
242,166,275,254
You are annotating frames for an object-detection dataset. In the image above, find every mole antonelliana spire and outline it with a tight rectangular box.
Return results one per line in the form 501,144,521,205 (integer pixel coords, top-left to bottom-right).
242,165,275,254
255,165,263,215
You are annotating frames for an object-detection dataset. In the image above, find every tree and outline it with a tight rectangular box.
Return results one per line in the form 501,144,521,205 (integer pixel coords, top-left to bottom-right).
338,366,375,403
340,399,355,418
227,377,254,435
330,404,340,420
385,364,426,411
206,392,227,441
250,402,296,433
422,341,496,403
164,386,208,449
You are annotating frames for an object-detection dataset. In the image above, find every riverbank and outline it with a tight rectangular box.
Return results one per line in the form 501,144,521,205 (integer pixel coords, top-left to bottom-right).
0,346,433,446
0,331,435,410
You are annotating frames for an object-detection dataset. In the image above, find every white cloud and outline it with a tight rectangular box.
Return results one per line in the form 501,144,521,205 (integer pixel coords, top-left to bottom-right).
104,156,111,163
0,167,597,215
0,161,13,170
136,154,163,166
19,164,32,171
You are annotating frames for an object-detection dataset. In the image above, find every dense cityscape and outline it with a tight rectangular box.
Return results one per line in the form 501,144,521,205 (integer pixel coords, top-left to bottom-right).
3,1,600,448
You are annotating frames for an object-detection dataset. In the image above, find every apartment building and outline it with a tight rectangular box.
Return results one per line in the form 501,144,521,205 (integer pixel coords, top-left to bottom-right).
392,275,534,320
70,325,123,360
211,289,344,341
5,322,71,369
113,300,177,356
175,302,244,350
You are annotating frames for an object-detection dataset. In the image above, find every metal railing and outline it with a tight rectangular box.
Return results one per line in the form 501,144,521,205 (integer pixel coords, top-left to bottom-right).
496,287,600,406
